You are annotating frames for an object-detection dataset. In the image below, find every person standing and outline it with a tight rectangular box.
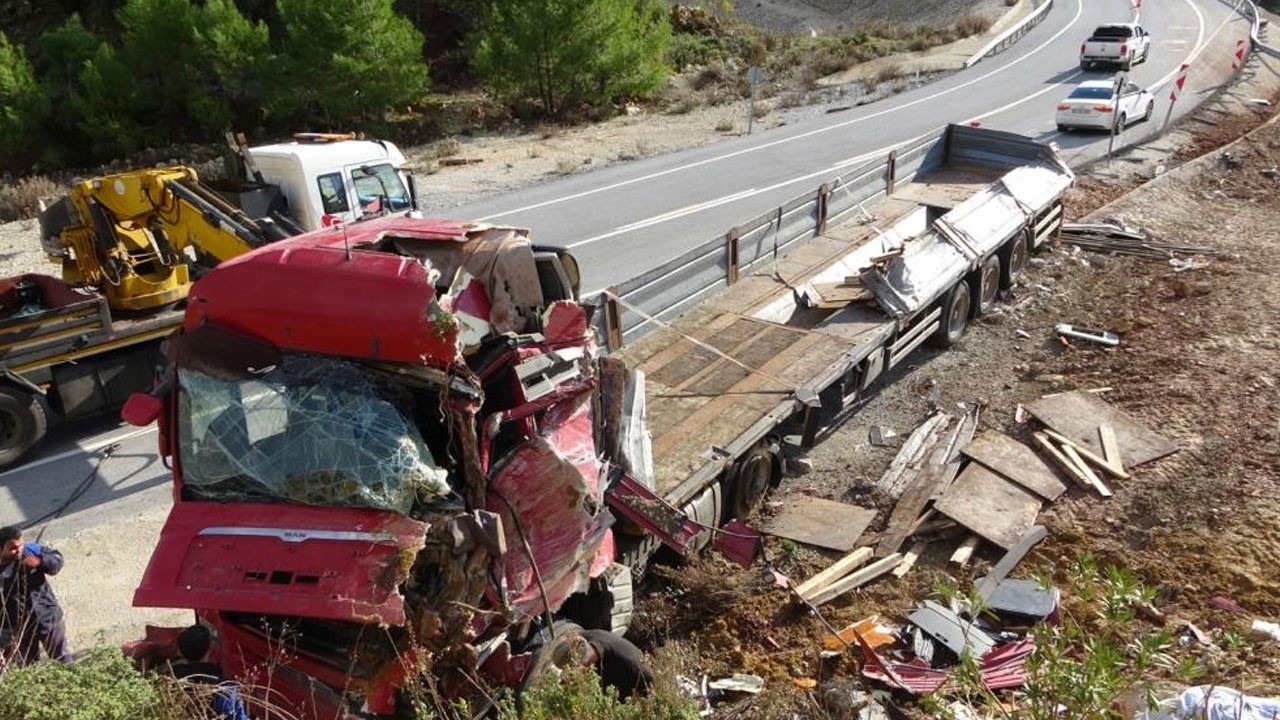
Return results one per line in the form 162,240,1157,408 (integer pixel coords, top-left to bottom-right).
0,525,71,666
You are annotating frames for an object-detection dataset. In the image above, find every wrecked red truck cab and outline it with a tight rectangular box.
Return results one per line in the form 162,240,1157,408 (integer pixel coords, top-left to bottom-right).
128,216,627,718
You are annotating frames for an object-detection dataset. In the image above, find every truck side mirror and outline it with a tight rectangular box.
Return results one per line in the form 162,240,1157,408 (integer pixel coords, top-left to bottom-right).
122,392,163,426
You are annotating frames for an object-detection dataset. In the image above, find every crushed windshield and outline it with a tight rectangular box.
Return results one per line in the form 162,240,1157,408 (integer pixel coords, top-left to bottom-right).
177,353,451,513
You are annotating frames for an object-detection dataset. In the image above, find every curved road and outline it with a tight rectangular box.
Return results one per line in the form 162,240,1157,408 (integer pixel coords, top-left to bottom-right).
0,0,1252,546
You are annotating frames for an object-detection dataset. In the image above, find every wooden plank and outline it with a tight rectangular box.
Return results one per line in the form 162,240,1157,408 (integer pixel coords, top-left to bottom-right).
1032,431,1093,489
875,410,974,557
806,553,903,606
810,281,873,306
961,429,1067,501
950,535,980,566
874,413,951,495
1061,444,1112,498
1043,429,1129,480
933,406,980,500
759,496,876,552
1025,391,1178,467
974,525,1049,600
934,464,1042,550
893,540,929,578
1098,423,1125,474
793,547,873,598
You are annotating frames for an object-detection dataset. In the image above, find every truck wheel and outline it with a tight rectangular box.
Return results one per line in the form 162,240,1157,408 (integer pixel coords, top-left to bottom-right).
974,255,1001,317
999,232,1031,289
0,387,48,468
724,443,778,523
929,281,971,349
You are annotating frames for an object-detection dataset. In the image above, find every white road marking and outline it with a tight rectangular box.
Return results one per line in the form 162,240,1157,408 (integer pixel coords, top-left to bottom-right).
0,426,158,479
480,0,1087,225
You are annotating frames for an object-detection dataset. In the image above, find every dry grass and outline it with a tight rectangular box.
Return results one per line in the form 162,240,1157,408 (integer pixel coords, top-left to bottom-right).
0,175,61,223
424,136,462,160
953,13,994,38
870,62,904,87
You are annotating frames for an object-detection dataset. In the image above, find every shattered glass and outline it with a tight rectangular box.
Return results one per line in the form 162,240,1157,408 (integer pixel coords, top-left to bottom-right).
178,353,451,513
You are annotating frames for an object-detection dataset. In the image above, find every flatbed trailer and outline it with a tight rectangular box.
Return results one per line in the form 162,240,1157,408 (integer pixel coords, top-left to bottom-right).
0,274,181,465
608,124,1073,537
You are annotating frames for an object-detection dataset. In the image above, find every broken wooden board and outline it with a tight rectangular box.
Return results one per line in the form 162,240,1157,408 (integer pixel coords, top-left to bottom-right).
793,547,872,599
760,495,876,552
1031,431,1093,489
876,409,976,557
1044,429,1128,480
950,535,980,566
1099,424,1124,474
975,525,1049,600
1025,391,1178,467
1061,444,1112,498
961,430,1067,501
806,554,903,606
810,281,874,306
934,464,1042,550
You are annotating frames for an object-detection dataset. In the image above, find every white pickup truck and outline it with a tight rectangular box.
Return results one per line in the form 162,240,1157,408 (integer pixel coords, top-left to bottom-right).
1080,23,1151,71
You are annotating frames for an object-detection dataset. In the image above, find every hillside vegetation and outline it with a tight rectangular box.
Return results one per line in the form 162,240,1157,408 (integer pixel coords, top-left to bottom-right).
0,0,1001,181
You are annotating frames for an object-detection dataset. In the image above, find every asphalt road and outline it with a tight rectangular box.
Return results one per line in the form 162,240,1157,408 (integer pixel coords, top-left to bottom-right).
0,0,1251,547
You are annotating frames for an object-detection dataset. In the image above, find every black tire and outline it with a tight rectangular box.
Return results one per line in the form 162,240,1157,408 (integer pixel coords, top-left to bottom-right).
1117,113,1127,129
1143,100,1154,121
0,387,48,469
1080,60,1090,71
1057,124,1069,133
929,281,971,349
974,254,1001,317
1121,59,1132,71
724,444,777,523
999,232,1031,289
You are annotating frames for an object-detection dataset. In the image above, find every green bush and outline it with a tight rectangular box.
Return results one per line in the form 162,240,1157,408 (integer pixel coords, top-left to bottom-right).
0,32,50,171
67,42,146,161
271,0,431,125
0,648,163,720
497,665,701,720
668,33,725,72
117,0,206,138
191,0,271,132
470,0,672,118
29,16,105,166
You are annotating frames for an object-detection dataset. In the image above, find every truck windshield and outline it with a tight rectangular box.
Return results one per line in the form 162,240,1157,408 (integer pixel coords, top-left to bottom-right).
352,163,412,212
176,353,451,513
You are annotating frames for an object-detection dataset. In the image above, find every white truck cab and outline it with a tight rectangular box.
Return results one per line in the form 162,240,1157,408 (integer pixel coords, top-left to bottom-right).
247,135,417,231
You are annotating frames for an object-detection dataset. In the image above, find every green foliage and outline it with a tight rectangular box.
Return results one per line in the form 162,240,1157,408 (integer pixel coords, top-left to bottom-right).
66,42,146,161
496,665,700,720
667,33,725,72
29,16,120,165
470,0,671,117
0,32,50,170
0,648,163,720
192,0,271,131
116,0,205,136
272,0,431,124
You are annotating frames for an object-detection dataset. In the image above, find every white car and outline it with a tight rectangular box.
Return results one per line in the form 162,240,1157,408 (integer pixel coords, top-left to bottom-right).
1055,79,1155,132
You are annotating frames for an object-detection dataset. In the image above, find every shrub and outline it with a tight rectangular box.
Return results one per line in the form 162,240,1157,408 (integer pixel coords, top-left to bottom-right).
497,665,701,720
668,33,724,72
0,175,60,222
470,0,672,118
0,32,50,172
271,0,431,125
954,13,994,38
0,648,163,720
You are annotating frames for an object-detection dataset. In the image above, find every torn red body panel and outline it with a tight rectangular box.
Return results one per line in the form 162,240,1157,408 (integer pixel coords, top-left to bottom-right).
486,391,614,620
858,631,1035,694
605,474,704,555
134,502,427,625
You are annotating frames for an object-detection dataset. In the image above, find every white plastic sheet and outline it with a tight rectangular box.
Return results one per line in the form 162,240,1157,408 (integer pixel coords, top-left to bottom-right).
1138,686,1280,720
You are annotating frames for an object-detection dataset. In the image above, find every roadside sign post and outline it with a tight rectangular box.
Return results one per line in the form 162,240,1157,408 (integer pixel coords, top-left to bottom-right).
1163,62,1189,130
1107,73,1126,159
747,66,763,135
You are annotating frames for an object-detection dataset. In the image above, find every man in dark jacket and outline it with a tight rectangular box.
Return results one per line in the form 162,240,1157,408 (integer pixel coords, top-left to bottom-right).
579,628,654,700
0,525,71,666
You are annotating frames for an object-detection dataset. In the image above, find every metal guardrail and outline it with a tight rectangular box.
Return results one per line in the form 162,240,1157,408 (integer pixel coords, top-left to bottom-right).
593,125,1064,351
1241,0,1280,59
963,0,1055,68
592,127,943,350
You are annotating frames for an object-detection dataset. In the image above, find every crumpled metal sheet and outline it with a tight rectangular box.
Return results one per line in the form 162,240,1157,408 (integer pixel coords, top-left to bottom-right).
858,631,1035,694
487,391,614,621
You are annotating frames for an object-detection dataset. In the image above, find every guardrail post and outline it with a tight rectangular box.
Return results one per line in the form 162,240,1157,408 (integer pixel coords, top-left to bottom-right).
816,183,830,236
885,150,898,196
603,289,624,352
726,228,740,286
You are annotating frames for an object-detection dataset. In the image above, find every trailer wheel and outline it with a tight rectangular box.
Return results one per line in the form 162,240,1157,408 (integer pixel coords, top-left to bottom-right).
999,232,1031,289
724,444,778,523
0,387,48,469
929,282,971,349
974,255,1001,317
